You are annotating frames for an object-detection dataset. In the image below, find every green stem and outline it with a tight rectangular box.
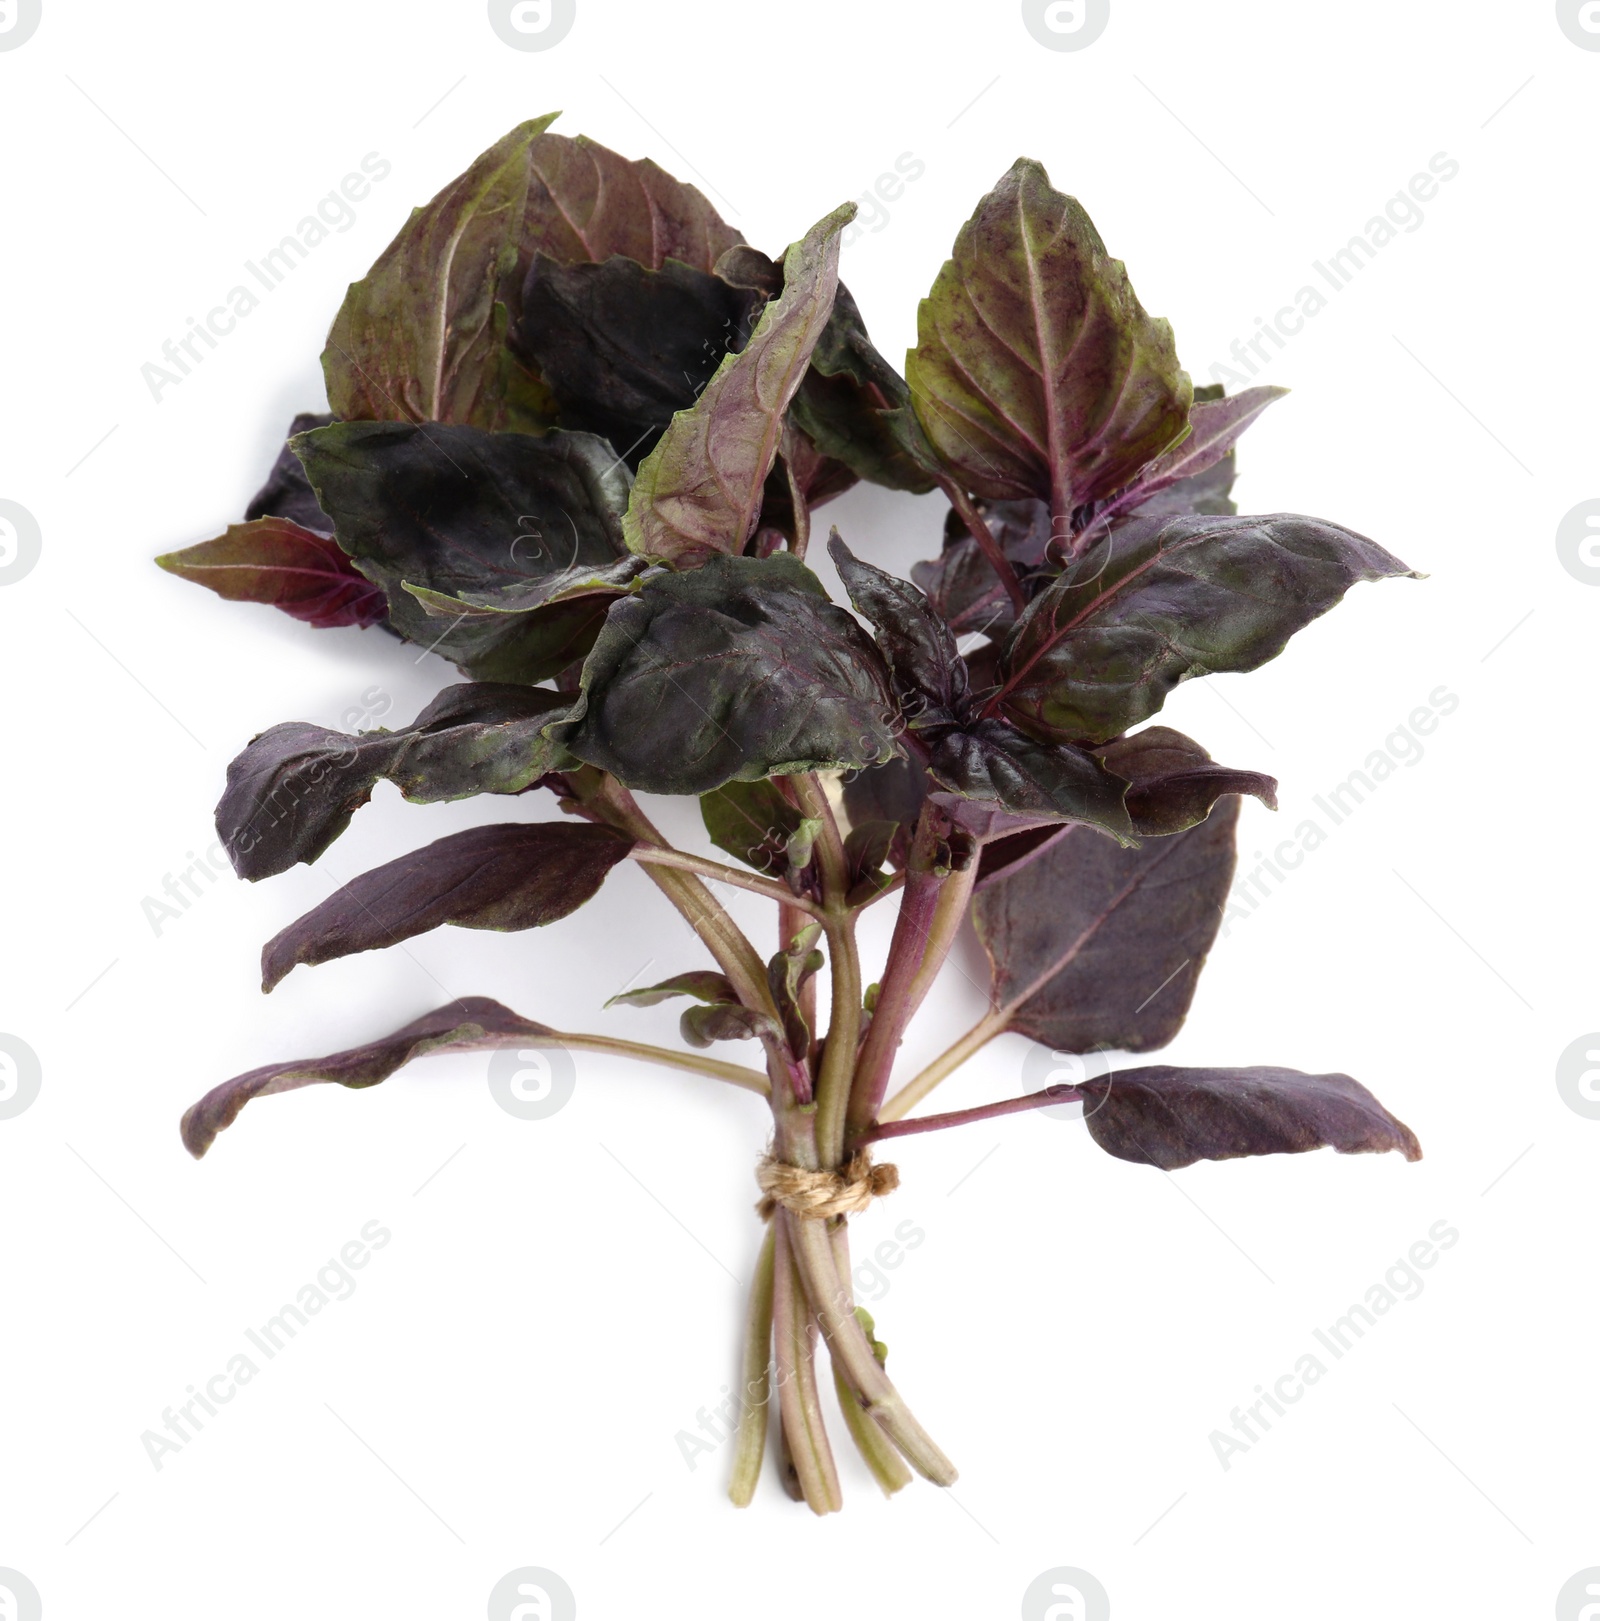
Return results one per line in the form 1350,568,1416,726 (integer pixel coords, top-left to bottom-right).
792,774,860,1168
828,1221,912,1497
577,774,778,1022
551,1032,769,1097
786,1211,957,1485
631,845,826,917
728,1224,777,1507
772,1215,841,1514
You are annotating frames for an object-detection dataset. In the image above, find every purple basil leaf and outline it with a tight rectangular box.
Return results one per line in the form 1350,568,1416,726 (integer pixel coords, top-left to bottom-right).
564,554,899,795
997,512,1420,746
926,719,1133,839
1101,386,1287,524
1127,453,1239,519
1077,1065,1422,1171
294,420,630,683
828,531,968,729
1096,725,1276,836
843,821,899,903
157,518,386,630
906,158,1191,529
181,996,555,1159
324,116,742,435
606,971,737,1010
624,205,853,566
841,754,927,833
245,411,336,533
716,246,933,497
972,798,1239,1053
512,253,759,467
791,282,938,495
260,822,634,991
324,115,564,434
216,684,575,881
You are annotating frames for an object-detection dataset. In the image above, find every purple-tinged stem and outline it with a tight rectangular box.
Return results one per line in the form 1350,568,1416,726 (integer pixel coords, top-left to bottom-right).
941,480,1026,614
846,806,978,1142
864,1084,1083,1142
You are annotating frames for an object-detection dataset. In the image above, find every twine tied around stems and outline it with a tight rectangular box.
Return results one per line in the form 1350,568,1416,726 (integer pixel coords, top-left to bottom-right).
756,1151,899,1221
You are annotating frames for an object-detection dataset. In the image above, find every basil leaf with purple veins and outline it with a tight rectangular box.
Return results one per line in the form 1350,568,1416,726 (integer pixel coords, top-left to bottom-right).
926,720,1132,839
565,554,899,795
624,205,854,567
260,822,634,991
906,158,1192,532
995,512,1419,747
1099,385,1288,525
294,420,631,683
972,798,1239,1053
180,997,559,1159
216,683,578,881
1095,726,1276,836
1077,1066,1421,1171
158,518,386,631
828,532,968,731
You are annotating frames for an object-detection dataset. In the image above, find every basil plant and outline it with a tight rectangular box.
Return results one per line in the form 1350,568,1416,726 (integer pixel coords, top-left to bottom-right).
161,115,1421,1513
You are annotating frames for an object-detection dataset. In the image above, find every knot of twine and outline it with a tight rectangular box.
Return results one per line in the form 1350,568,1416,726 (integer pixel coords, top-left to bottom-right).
755,1151,899,1222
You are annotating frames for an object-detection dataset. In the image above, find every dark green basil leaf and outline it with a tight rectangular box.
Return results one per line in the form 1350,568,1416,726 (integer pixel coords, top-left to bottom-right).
791,283,938,494
564,554,898,794
261,822,634,991
828,532,967,730
997,513,1419,746
926,719,1132,839
294,420,630,682
700,779,806,874
513,254,758,467
217,683,577,880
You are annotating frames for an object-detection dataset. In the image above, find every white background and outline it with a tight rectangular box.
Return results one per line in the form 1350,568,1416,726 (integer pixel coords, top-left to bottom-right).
1,2,1595,1617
